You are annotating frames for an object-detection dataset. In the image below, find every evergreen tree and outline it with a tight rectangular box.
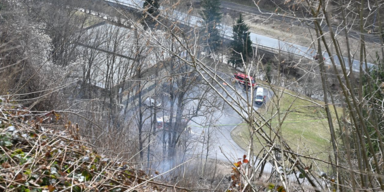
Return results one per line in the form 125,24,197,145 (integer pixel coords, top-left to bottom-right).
230,14,253,68
361,55,384,154
143,0,160,22
200,0,222,53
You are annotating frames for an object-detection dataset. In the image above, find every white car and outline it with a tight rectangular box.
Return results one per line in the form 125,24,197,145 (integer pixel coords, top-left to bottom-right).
255,87,265,105
144,97,161,107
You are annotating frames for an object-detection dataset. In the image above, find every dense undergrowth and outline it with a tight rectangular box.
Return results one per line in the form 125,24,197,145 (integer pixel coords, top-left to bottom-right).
0,98,188,191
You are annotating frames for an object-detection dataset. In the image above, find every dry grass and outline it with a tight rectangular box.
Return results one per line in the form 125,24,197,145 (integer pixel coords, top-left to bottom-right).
0,98,192,191
222,0,256,7
222,0,382,64
231,82,342,170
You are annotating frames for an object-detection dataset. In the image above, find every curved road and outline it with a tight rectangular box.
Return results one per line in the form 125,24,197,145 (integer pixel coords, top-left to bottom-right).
184,71,274,168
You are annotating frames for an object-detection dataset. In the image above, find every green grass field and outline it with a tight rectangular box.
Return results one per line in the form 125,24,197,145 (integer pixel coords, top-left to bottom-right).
231,84,341,168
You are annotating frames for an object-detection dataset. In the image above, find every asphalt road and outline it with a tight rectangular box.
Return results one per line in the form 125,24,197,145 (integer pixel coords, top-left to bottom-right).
180,69,274,169
187,84,273,162
220,0,381,43
134,68,273,169
106,0,376,71
98,0,372,161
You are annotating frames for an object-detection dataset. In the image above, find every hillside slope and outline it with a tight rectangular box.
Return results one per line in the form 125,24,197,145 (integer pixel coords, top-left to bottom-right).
0,98,187,191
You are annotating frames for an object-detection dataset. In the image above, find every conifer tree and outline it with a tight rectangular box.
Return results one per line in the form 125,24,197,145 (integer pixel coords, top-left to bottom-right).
200,0,222,53
143,0,160,23
230,14,253,68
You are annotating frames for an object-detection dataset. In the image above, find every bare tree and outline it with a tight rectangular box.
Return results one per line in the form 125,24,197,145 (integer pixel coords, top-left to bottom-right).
5,0,384,191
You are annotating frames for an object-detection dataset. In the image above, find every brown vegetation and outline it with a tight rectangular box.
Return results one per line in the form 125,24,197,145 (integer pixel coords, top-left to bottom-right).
0,98,196,191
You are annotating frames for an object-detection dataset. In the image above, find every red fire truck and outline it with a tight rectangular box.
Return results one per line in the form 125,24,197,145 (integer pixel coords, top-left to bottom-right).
233,73,257,88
